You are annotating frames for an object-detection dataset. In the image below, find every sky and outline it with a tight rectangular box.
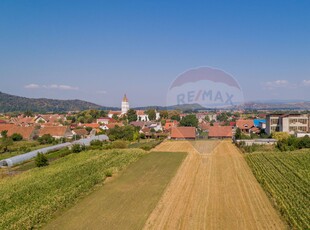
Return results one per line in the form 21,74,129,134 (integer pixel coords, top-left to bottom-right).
0,0,309,107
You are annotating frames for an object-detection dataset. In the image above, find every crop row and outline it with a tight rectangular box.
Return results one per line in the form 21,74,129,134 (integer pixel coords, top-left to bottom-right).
0,148,146,230
245,150,310,230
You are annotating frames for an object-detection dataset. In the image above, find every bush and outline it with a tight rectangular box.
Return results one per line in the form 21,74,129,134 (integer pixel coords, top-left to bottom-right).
35,153,49,167
111,140,128,149
71,144,86,153
90,140,103,147
38,134,54,144
11,133,23,141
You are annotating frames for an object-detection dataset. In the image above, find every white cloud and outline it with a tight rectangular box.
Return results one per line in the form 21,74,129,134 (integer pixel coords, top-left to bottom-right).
262,80,297,90
96,90,107,94
24,84,40,89
302,80,310,86
24,84,79,90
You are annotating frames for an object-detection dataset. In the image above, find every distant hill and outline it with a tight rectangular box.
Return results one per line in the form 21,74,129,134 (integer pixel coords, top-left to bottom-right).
0,92,117,113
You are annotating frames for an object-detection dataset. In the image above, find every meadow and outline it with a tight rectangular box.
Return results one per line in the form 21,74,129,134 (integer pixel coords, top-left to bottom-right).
0,148,146,229
45,151,186,229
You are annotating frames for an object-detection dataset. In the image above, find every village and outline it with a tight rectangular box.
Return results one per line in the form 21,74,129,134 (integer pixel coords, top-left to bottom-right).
1,94,310,145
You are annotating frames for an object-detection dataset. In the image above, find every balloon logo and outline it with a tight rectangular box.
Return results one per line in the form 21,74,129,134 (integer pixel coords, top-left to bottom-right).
167,66,244,109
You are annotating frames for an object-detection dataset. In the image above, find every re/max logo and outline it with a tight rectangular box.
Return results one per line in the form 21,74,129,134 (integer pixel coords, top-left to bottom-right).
176,90,234,105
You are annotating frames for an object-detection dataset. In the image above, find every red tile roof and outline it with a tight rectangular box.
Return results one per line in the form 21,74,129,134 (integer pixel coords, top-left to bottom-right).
39,126,71,137
236,119,254,130
0,124,35,140
171,127,196,139
83,123,100,129
208,126,233,138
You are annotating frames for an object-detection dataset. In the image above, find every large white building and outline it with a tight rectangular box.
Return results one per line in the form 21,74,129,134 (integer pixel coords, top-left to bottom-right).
266,114,309,135
121,94,129,114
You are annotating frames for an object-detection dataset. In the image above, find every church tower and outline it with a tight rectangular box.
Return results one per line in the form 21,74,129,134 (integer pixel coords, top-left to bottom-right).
121,94,129,114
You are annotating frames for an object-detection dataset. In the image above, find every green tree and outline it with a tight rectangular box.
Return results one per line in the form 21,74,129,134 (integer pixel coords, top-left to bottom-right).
146,109,156,121
35,152,49,167
24,110,34,117
38,134,54,144
235,128,241,140
171,114,180,121
0,137,13,153
127,109,137,123
179,114,198,127
11,133,23,141
112,114,119,121
1,130,8,138
159,110,168,119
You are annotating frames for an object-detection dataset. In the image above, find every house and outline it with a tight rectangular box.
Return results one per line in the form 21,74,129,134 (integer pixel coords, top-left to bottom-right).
0,124,35,140
107,111,122,118
170,127,196,140
137,110,149,121
96,117,115,124
164,120,179,131
144,122,162,132
266,114,309,135
83,123,100,129
101,123,124,130
72,129,88,138
254,119,266,129
0,119,7,124
38,126,73,139
208,126,233,139
130,121,145,129
199,122,211,132
236,119,255,133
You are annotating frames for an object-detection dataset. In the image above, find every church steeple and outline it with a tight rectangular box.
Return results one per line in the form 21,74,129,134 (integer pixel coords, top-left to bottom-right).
123,94,128,103
121,94,129,114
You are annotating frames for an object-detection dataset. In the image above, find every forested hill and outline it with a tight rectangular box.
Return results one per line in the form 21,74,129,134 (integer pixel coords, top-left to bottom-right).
0,92,107,113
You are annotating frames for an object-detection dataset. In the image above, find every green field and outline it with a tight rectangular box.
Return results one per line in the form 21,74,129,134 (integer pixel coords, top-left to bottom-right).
0,141,51,160
44,151,186,230
245,150,310,229
0,149,146,229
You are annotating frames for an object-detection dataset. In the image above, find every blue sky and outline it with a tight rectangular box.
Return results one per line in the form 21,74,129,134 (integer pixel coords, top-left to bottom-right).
0,0,309,107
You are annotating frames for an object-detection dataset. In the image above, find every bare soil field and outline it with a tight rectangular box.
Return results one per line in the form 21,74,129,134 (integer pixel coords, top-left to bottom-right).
144,140,286,230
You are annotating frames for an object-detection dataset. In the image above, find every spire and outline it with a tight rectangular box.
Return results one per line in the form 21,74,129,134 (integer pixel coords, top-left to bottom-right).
123,94,128,102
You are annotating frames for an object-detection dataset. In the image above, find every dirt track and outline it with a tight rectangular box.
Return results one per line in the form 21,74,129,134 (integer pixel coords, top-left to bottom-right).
144,140,286,230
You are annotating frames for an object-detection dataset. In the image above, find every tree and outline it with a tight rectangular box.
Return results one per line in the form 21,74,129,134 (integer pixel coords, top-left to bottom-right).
127,109,137,123
0,136,13,153
1,130,8,138
160,110,168,119
112,114,119,121
171,114,180,121
24,110,34,117
38,134,54,144
146,109,156,121
235,128,241,140
71,144,84,153
35,152,49,167
179,114,198,127
11,133,23,141
272,132,290,141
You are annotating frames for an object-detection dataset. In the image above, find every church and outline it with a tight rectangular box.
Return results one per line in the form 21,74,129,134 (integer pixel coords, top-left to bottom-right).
108,94,160,121
107,94,129,118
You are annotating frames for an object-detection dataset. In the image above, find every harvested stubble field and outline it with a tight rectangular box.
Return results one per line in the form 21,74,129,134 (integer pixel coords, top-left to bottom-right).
144,140,286,230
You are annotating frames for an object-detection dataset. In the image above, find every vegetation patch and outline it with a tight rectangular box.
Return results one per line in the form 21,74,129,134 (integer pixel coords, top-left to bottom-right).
44,151,187,230
0,148,145,229
245,150,310,229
